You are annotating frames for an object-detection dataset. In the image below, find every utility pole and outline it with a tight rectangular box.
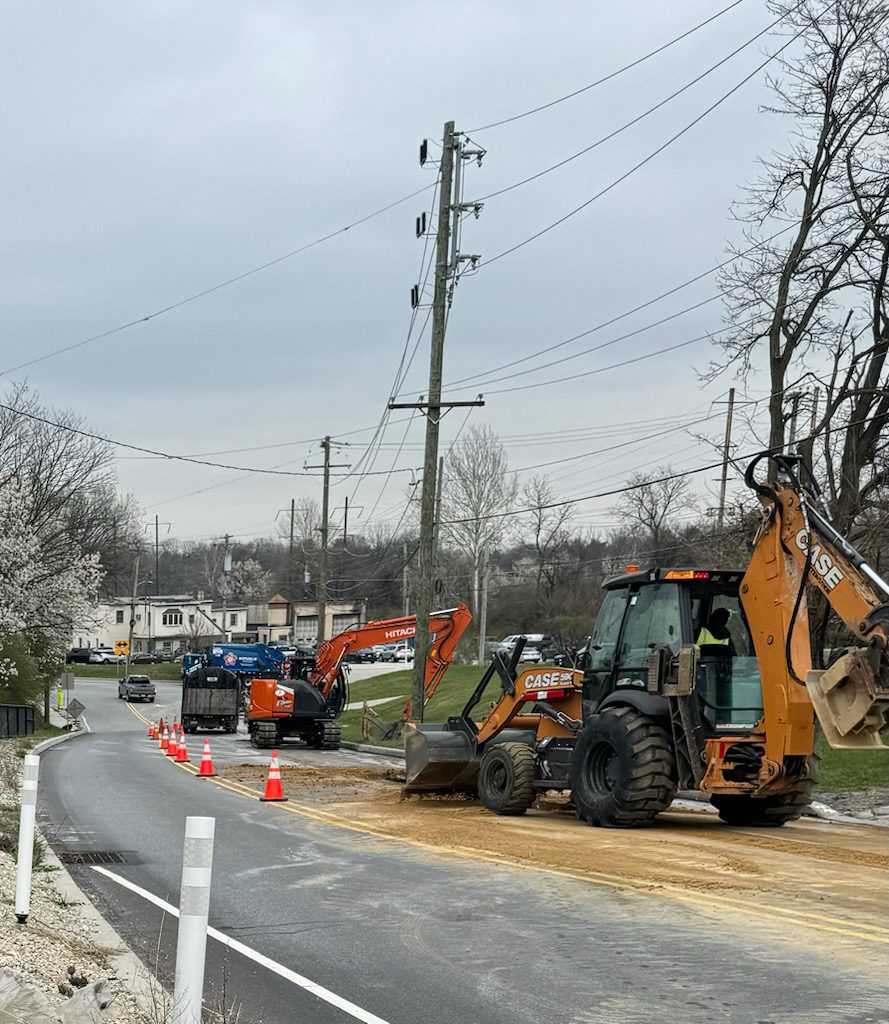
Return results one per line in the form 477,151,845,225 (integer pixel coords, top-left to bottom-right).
144,518,170,597
716,387,735,532
432,455,445,566
126,555,139,679
390,122,485,722
476,554,488,665
305,437,349,644
402,541,410,616
220,534,231,644
788,390,803,448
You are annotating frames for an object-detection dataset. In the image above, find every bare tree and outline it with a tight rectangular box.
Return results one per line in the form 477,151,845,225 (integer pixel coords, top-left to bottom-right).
439,425,518,614
613,467,692,548
521,475,575,599
715,0,889,453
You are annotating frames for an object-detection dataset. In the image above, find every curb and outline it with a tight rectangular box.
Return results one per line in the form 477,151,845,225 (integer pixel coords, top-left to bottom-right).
341,740,405,759
677,788,887,828
30,719,169,1018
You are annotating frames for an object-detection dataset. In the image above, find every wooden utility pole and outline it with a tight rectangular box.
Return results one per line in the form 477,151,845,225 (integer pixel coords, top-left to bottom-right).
306,437,349,644
389,122,484,721
402,541,410,616
409,123,455,722
476,554,488,665
126,555,139,679
716,387,735,532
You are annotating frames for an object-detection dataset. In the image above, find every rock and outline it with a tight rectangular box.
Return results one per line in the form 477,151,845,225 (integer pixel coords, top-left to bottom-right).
0,969,57,1022
55,981,112,1023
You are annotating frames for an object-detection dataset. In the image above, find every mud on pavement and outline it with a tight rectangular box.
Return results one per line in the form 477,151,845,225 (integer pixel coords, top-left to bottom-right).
218,761,888,949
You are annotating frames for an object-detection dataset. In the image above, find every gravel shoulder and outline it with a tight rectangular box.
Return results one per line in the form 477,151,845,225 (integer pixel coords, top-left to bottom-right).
0,738,153,1023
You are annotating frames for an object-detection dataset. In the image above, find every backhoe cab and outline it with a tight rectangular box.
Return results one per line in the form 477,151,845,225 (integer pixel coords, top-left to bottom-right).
404,453,889,828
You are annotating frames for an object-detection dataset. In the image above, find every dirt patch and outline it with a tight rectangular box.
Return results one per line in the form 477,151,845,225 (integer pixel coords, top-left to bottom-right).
219,762,400,801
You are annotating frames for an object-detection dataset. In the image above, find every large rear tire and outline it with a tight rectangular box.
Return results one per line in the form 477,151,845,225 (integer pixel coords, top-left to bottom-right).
570,706,677,828
477,742,536,815
710,755,819,827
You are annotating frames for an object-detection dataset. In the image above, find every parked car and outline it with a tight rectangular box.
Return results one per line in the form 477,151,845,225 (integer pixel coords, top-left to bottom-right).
345,648,376,664
518,644,544,664
118,675,156,703
369,644,389,661
66,647,93,664
496,633,547,653
89,648,125,664
381,644,414,663
130,652,159,664
154,651,174,663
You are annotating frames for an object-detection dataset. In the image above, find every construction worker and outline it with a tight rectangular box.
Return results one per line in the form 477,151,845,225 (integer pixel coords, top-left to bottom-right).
696,607,736,655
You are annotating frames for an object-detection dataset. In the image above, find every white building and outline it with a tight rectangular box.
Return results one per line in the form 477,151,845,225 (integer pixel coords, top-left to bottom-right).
72,596,249,653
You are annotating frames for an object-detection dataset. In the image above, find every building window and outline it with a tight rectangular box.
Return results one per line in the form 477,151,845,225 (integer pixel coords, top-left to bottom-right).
115,610,124,624
162,609,183,627
229,613,237,627
189,614,195,625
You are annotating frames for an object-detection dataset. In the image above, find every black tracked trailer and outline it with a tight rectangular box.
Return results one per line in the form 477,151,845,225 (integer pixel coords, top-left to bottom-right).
181,665,239,734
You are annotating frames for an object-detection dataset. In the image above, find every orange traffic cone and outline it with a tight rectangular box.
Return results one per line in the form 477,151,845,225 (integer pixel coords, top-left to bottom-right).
166,727,179,758
148,721,156,739
260,751,287,802
176,732,189,763
197,739,216,778
159,725,169,751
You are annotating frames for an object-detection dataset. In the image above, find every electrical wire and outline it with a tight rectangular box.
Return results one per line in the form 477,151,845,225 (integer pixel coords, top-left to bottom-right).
476,4,795,202
466,0,749,132
436,409,879,525
0,400,420,479
442,224,793,391
480,14,823,270
0,182,434,378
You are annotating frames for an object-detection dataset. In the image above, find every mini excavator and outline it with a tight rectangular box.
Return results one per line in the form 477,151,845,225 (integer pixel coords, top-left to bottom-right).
246,604,471,750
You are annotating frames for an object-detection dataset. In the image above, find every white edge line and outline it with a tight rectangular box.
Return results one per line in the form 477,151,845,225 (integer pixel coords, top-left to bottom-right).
91,865,392,1024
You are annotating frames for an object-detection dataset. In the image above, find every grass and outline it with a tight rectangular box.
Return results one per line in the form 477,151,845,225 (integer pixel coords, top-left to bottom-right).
815,733,889,792
67,662,181,680
340,664,487,746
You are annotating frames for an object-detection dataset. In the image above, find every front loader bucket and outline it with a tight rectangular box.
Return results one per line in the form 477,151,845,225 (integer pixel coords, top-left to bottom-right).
403,723,480,793
807,649,889,749
361,703,405,744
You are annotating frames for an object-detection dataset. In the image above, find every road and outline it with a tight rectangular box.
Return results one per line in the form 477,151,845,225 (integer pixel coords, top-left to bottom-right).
37,679,889,1024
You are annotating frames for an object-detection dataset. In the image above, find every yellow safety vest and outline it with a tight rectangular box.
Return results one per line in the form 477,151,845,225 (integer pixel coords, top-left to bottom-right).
697,627,729,647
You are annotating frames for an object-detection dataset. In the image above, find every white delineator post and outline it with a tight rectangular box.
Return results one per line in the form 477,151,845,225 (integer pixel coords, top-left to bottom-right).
173,816,216,1024
15,754,40,924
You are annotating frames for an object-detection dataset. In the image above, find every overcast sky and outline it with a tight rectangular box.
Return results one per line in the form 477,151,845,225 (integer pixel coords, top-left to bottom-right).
0,1,795,546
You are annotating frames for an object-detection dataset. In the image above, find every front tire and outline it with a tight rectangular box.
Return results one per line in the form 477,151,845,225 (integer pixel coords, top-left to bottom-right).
570,706,677,828
477,742,536,815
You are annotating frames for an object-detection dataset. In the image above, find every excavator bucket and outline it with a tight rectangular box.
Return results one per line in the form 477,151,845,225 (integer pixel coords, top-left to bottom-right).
360,703,405,744
403,723,480,793
806,648,889,749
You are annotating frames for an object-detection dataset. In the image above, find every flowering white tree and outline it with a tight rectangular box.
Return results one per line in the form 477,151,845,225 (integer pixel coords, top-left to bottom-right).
0,485,101,696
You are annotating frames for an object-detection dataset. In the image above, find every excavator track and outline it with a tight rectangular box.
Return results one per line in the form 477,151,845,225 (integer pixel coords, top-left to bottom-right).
251,721,278,749
318,721,342,750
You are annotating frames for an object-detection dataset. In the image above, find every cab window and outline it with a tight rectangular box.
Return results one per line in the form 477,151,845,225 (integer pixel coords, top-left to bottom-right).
581,589,627,712
616,585,682,684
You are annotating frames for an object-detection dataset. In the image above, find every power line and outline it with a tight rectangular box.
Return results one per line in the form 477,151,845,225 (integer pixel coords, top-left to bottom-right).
0,182,434,378
466,0,749,132
0,400,419,479
442,224,793,390
476,4,793,202
480,15,819,270
437,410,878,526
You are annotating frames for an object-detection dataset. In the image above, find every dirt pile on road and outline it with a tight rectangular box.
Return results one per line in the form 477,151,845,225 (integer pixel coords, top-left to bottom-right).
220,762,401,800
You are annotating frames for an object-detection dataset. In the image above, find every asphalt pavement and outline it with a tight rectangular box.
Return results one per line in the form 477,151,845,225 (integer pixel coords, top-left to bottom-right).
36,679,889,1024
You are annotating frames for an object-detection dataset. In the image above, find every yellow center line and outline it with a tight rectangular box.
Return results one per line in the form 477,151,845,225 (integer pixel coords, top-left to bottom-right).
120,708,886,946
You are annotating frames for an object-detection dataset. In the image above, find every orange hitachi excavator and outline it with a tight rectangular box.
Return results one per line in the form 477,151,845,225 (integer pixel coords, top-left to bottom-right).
246,603,471,750
406,454,889,827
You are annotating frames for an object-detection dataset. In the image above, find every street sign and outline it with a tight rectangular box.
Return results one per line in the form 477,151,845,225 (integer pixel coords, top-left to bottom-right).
66,698,85,720
114,640,129,656
60,672,75,690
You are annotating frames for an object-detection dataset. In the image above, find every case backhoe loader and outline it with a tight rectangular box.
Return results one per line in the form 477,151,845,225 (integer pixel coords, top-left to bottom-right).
247,604,471,749
404,454,889,827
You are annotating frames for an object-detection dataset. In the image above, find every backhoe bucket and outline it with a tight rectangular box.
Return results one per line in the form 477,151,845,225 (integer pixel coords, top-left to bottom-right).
403,723,480,793
360,703,405,744
806,649,889,749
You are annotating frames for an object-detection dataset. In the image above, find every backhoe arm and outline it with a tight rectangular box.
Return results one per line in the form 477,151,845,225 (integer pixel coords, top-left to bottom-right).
309,603,472,702
742,454,889,752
